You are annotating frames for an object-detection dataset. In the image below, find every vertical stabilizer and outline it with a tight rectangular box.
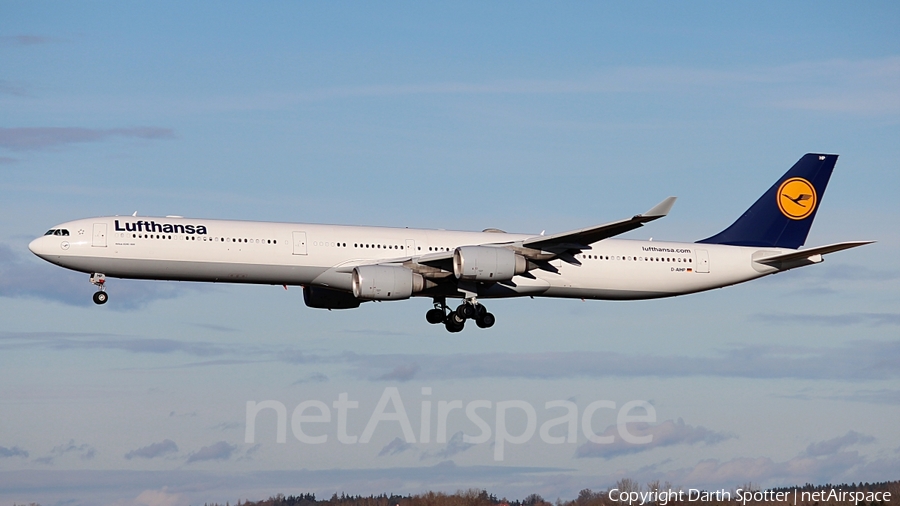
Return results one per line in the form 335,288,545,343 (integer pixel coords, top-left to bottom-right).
697,153,837,249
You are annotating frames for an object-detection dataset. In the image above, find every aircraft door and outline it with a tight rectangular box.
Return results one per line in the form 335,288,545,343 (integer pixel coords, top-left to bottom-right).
92,223,107,247
695,249,709,273
292,231,308,255
405,239,416,255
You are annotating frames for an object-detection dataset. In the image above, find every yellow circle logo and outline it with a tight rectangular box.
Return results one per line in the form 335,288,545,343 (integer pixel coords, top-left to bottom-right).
777,177,817,220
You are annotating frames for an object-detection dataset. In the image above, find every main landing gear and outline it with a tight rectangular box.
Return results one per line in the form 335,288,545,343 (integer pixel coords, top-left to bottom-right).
425,297,495,333
90,273,108,305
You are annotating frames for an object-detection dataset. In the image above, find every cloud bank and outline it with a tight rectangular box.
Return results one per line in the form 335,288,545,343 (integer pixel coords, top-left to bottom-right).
576,419,735,459
186,441,237,463
0,127,174,151
0,446,28,459
125,440,179,460
328,339,900,382
34,440,96,465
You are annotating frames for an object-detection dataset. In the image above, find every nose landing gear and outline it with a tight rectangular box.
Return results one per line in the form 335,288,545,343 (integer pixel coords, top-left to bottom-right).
425,297,495,332
90,273,108,305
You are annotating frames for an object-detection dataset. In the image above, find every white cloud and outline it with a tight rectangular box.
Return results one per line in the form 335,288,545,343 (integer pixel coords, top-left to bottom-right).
421,431,476,461
753,312,900,327
331,340,900,382
0,127,175,151
802,431,875,458
0,35,55,46
378,437,414,457
185,441,237,463
0,445,28,458
181,57,900,117
0,330,230,357
125,440,179,460
576,419,735,459
131,487,184,506
376,363,420,382
34,440,96,465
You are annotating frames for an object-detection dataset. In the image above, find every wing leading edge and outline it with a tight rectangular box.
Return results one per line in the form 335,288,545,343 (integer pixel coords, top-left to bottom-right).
521,197,676,253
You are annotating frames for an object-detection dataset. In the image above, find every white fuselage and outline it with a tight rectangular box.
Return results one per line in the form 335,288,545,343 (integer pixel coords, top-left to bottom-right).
28,216,786,301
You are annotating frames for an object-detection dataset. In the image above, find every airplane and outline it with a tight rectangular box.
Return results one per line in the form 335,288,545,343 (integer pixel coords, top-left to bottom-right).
29,153,872,332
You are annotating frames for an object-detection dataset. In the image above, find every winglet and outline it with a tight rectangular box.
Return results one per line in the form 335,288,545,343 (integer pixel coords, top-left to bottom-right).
643,197,677,218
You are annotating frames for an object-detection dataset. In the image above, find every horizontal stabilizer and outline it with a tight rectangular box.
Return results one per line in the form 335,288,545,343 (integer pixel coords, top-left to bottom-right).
753,241,874,270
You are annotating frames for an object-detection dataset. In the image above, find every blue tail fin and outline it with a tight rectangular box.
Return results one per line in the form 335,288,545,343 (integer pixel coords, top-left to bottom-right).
697,153,837,249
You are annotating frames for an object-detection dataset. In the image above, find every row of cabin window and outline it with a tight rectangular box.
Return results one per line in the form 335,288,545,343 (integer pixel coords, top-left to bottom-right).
581,253,692,263
130,233,278,244
352,243,416,250
350,243,457,252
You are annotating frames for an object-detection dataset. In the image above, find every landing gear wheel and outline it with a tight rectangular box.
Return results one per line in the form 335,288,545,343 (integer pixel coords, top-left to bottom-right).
426,308,445,324
445,319,465,333
457,303,477,320
475,312,495,328
449,312,465,325
89,273,107,305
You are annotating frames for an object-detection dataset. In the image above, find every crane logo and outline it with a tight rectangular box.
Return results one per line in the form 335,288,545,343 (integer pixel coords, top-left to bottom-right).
777,177,817,220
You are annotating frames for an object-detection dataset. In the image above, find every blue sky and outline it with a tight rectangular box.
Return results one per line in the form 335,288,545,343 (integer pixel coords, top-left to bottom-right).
1,2,899,505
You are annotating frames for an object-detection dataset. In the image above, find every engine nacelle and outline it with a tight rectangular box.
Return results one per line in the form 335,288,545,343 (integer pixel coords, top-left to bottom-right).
303,286,361,309
352,265,424,301
453,246,527,281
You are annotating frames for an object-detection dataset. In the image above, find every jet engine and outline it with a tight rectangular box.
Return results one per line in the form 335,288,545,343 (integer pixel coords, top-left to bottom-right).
303,285,362,309
453,246,527,281
352,265,424,300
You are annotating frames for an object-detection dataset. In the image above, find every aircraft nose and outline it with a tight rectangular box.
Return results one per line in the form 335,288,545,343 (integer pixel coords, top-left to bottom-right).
29,237,47,257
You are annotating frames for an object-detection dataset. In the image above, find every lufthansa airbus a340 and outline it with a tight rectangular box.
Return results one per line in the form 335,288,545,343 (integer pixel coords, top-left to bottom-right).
29,154,872,332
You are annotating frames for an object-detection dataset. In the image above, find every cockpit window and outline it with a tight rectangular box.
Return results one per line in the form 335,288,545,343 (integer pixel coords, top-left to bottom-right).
59,229,69,236
44,229,70,236
45,229,57,236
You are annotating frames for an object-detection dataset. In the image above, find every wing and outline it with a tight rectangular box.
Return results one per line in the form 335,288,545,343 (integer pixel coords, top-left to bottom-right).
521,197,676,254
333,197,676,282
